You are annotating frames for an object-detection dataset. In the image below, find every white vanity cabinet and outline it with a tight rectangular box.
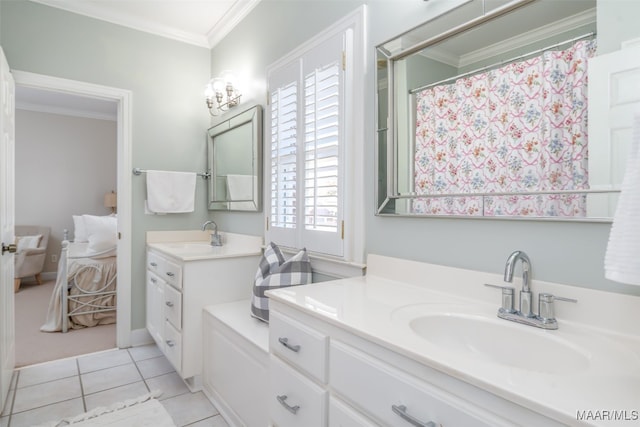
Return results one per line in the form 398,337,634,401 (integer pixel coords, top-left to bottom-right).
145,244,261,390
268,300,562,427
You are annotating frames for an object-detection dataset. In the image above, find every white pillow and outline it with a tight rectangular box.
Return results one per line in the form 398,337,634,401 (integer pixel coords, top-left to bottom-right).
82,215,117,238
72,215,88,242
87,232,117,256
16,234,42,252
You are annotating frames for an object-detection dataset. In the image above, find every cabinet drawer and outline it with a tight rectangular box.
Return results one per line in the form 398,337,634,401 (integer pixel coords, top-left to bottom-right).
147,251,163,275
270,355,327,427
330,397,378,427
270,311,328,383
147,251,182,290
330,340,500,427
163,283,182,330
164,320,182,373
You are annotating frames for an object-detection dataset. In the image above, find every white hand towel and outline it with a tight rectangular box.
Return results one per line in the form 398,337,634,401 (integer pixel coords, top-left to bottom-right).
604,113,640,285
227,174,256,210
146,170,196,213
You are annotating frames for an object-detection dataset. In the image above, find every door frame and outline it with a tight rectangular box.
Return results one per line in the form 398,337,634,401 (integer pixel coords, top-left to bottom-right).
12,70,132,348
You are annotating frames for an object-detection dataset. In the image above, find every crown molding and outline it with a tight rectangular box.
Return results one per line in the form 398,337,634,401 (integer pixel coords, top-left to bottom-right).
30,0,261,49
207,0,261,49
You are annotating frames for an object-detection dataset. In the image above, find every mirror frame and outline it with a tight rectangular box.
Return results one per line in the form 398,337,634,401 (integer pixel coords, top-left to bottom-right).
375,0,614,222
207,104,263,211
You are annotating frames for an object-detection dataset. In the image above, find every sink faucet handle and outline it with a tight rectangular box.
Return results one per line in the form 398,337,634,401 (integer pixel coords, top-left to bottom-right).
484,284,516,314
538,293,577,323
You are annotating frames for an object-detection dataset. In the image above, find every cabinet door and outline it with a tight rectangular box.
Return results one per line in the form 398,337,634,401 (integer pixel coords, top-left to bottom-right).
145,271,164,347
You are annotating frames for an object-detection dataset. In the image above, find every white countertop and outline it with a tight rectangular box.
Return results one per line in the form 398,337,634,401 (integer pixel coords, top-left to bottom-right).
267,254,640,426
146,230,262,261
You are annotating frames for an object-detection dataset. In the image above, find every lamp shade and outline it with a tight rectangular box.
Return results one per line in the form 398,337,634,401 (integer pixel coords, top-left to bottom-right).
604,113,640,285
104,191,117,211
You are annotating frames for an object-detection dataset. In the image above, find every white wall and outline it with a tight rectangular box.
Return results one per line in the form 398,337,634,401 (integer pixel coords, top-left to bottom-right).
15,109,116,275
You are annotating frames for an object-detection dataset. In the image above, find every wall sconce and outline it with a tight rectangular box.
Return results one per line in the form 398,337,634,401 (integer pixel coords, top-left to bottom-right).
204,70,241,116
104,191,117,214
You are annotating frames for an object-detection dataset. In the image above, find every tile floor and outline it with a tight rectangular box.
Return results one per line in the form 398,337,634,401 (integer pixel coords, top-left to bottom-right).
0,344,229,427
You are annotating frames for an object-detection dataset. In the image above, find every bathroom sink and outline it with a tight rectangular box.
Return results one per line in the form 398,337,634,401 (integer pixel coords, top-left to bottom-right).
163,242,218,253
409,313,590,374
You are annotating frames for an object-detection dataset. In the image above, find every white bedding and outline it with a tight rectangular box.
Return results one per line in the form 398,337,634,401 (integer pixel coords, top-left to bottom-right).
41,241,117,332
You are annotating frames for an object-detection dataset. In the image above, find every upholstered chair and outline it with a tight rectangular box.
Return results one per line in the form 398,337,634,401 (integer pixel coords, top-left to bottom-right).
14,225,50,292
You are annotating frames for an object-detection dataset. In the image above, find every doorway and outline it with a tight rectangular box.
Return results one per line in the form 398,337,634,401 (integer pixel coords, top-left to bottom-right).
12,71,132,364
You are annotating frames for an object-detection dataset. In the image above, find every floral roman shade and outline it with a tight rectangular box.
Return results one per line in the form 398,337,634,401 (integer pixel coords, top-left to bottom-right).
413,39,597,217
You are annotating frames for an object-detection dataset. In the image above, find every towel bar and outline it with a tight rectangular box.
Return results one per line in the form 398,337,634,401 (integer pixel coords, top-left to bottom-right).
132,167,210,179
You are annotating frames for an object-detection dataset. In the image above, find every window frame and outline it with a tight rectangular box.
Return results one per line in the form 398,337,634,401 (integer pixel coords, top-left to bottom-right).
265,6,366,273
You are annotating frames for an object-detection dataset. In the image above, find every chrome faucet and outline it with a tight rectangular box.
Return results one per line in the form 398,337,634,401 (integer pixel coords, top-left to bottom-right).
202,220,222,246
504,250,533,317
485,250,577,330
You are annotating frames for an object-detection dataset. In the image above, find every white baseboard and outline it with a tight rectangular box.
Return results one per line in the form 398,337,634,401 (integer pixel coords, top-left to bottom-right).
129,328,153,347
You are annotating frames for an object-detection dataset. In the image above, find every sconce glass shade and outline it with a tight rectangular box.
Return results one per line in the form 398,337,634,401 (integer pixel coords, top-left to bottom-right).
204,71,242,116
204,82,215,99
212,77,225,93
221,70,236,87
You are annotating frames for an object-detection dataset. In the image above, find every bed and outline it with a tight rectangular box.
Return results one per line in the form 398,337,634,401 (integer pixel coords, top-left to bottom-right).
41,215,118,333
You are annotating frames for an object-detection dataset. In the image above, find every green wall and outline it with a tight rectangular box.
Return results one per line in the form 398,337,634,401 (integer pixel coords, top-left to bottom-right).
1,0,212,330
3,0,639,333
211,0,640,297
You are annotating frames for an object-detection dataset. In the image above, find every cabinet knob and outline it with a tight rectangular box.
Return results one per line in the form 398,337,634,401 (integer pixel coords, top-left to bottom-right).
150,262,158,267
165,301,174,308
278,337,301,353
166,272,175,277
166,340,175,347
276,395,300,414
392,404,436,427
150,277,157,284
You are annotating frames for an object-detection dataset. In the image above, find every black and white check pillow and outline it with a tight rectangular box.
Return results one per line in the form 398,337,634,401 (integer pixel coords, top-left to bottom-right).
250,242,312,322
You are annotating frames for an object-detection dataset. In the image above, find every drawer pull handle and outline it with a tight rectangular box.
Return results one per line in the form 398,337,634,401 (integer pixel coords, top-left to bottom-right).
166,272,175,277
150,262,158,267
392,405,436,427
278,337,300,353
150,278,157,283
166,340,175,347
165,301,174,307
276,395,300,414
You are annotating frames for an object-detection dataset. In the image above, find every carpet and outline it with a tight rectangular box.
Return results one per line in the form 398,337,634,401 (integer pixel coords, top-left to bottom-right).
33,392,176,427
15,280,116,367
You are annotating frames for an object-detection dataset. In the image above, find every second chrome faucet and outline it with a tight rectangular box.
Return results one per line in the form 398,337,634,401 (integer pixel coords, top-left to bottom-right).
202,220,222,246
486,250,576,330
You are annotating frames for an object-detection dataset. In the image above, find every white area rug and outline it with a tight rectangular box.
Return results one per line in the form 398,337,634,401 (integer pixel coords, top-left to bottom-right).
34,392,176,427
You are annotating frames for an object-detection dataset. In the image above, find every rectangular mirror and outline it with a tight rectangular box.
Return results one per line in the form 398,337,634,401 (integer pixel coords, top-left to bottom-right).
376,0,624,220
207,105,263,211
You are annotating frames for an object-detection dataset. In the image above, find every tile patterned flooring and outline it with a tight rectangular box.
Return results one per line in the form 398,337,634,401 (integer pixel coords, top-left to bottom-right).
0,344,229,427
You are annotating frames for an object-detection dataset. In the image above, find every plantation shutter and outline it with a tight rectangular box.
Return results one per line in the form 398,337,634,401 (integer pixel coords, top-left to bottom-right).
301,32,344,256
267,31,345,257
267,60,299,248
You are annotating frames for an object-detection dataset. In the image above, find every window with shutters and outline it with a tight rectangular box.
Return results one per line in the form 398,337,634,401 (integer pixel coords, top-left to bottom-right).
266,10,364,263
